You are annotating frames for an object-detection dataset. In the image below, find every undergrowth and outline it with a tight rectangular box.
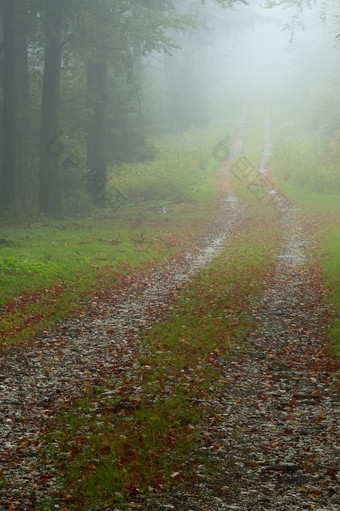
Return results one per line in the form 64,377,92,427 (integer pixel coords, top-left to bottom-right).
0,126,224,347
108,127,226,203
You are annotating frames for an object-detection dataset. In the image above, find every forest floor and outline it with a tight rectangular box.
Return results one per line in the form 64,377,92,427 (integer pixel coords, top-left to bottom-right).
0,109,339,510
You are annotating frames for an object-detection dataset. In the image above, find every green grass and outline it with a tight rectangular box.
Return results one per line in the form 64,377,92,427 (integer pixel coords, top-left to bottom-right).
272,182,340,214
0,213,174,346
320,230,340,354
0,126,227,347
270,116,340,195
108,127,227,204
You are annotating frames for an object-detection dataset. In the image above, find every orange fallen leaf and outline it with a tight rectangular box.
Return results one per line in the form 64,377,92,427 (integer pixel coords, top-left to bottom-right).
309,492,322,499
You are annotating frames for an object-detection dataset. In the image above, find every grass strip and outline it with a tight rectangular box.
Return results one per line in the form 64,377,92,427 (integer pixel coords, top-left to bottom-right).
321,230,340,354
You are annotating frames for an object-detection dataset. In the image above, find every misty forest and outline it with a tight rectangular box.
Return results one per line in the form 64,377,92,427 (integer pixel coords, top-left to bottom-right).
0,0,339,509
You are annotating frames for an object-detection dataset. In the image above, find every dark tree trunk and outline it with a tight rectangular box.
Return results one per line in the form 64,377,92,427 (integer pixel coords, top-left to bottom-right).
0,10,3,187
0,0,18,209
86,60,97,192
86,56,108,208
39,0,65,216
16,2,29,201
133,43,143,86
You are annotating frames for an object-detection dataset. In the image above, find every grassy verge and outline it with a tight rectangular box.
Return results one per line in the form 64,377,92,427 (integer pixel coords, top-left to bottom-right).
321,231,340,354
0,203,215,347
33,208,279,511
269,109,340,195
0,127,225,347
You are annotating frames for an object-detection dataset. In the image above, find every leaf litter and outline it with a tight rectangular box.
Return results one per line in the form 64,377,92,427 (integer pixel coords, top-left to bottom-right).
132,107,340,511
158,203,339,511
1,108,339,510
0,113,249,510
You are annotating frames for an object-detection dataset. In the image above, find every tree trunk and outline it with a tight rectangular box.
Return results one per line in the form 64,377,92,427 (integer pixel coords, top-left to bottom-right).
0,10,3,187
0,0,18,209
86,56,108,208
39,0,65,216
133,42,143,89
16,2,30,201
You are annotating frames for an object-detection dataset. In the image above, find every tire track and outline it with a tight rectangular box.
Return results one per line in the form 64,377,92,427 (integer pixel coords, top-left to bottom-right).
141,107,340,511
0,113,248,509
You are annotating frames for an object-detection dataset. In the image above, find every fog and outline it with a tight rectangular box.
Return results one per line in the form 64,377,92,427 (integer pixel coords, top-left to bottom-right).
0,0,338,215
146,0,339,129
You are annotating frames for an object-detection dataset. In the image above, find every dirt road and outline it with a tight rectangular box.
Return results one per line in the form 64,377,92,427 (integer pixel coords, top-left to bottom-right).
1,109,339,510
139,108,340,510
0,115,247,509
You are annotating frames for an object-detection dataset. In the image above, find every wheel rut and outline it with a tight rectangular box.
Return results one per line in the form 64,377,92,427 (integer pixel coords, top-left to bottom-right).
137,107,340,511
1,107,339,510
0,114,248,509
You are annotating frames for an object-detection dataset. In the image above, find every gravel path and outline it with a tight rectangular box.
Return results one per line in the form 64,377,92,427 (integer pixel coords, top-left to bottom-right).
148,213,340,510
140,107,340,510
1,107,339,510
0,116,248,509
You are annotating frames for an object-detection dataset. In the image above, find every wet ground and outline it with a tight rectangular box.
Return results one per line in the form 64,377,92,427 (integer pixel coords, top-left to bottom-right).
146,193,340,510
1,109,339,510
136,107,340,511
0,114,247,509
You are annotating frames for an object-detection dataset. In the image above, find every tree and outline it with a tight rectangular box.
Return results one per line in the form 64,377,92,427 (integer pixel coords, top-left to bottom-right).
75,0,193,206
0,0,255,216
0,0,30,211
38,0,65,216
86,56,108,207
0,0,18,209
0,9,3,188
263,0,340,42
16,0,30,201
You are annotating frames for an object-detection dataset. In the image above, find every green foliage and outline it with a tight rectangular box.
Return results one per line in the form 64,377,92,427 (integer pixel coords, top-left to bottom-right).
302,87,340,136
271,132,340,194
0,257,60,278
271,88,340,195
0,0,200,216
108,127,224,203
320,230,340,355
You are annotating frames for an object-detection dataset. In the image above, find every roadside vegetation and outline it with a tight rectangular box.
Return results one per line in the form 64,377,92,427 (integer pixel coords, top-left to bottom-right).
0,127,226,347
